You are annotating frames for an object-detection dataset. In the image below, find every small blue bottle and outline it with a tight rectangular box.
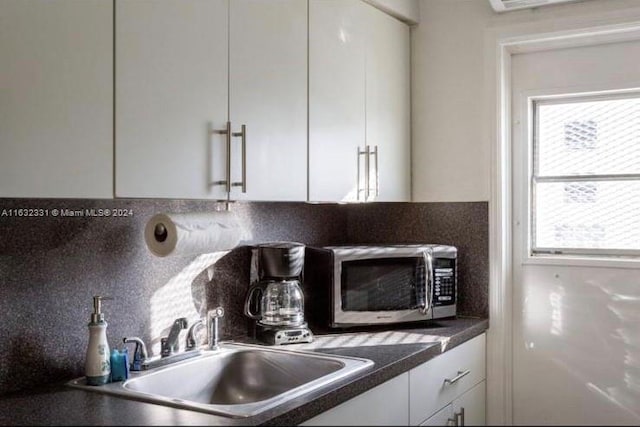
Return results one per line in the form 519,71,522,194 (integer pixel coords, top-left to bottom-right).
109,348,130,382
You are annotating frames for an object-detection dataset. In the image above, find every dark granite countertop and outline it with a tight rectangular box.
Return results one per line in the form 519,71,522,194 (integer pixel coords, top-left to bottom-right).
0,317,488,426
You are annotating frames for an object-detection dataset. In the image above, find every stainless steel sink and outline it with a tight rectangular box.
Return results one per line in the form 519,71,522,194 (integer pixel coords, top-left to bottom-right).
67,343,373,418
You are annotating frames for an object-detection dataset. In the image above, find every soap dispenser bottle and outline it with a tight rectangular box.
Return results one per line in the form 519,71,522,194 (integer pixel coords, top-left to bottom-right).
85,296,112,385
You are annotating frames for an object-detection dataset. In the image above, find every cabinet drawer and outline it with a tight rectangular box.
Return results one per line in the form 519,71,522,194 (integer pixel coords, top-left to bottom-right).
409,333,486,425
453,380,486,426
419,403,453,426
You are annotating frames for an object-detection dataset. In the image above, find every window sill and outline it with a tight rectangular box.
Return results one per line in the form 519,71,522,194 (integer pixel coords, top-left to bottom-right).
523,253,640,269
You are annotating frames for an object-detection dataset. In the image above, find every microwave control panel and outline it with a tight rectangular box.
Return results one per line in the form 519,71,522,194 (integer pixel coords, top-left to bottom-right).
433,258,456,306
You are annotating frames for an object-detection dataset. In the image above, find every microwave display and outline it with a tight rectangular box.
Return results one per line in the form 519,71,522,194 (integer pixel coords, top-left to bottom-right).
433,258,456,306
340,257,426,311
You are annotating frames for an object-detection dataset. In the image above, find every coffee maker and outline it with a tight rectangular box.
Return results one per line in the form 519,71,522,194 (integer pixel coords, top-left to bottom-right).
244,242,313,345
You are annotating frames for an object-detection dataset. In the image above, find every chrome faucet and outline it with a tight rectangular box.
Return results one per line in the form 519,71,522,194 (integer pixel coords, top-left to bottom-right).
122,337,148,371
124,317,204,371
123,311,224,372
161,317,188,357
207,307,224,350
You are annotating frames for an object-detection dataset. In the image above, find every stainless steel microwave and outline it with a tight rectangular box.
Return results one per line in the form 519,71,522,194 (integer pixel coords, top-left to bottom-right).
303,245,457,329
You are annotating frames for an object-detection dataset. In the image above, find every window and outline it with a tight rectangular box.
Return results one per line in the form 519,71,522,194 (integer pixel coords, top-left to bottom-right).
564,120,598,150
563,182,598,204
532,94,640,255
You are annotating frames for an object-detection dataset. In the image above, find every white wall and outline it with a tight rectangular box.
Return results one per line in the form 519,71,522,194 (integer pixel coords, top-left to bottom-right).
510,38,640,425
412,1,640,424
411,0,640,202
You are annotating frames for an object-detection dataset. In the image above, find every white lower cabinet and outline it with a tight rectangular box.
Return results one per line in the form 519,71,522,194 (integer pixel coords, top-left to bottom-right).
410,333,486,426
421,380,486,426
299,333,487,426
300,372,409,426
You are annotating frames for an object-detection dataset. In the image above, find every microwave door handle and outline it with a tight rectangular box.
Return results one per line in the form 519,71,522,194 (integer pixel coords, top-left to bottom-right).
419,250,434,315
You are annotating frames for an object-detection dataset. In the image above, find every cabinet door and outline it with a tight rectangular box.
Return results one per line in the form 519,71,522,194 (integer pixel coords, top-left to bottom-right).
365,6,411,202
300,372,409,426
420,404,454,427
115,0,228,199
229,0,307,201
0,0,113,198
309,0,367,202
452,380,486,426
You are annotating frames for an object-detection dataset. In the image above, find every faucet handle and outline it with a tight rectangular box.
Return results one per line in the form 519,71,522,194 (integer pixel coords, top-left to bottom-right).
209,307,224,318
207,307,224,351
161,317,188,357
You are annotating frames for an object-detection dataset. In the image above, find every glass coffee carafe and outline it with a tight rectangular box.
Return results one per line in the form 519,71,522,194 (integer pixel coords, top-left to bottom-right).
244,279,304,327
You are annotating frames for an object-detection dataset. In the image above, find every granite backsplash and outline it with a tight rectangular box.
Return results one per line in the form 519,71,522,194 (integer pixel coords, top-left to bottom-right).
0,199,487,395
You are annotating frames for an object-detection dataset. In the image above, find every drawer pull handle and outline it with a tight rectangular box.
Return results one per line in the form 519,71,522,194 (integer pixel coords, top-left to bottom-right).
456,407,465,426
444,369,470,385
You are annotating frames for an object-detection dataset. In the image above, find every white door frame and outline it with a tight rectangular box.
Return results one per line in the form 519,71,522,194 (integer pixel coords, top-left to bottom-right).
486,15,640,426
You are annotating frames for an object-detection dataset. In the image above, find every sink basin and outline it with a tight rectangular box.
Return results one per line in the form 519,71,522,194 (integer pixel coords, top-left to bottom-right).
67,343,373,418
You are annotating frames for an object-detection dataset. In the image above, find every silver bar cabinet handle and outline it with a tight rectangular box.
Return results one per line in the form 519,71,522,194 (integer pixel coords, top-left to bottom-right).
364,145,371,201
371,145,379,198
225,121,231,193
210,121,231,191
357,146,367,201
444,369,471,385
456,407,465,426
232,124,247,193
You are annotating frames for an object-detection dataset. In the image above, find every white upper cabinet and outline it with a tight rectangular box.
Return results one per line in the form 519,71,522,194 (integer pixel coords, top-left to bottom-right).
0,1,409,201
116,0,307,201
0,0,113,198
309,0,411,203
309,0,367,202
229,0,308,201
364,0,420,24
115,0,229,199
365,4,411,202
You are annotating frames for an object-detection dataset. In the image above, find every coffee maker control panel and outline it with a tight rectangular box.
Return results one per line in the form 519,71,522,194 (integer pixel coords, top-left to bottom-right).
258,327,313,345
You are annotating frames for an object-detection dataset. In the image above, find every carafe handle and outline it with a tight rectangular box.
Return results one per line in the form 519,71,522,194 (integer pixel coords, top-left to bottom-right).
243,283,264,320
